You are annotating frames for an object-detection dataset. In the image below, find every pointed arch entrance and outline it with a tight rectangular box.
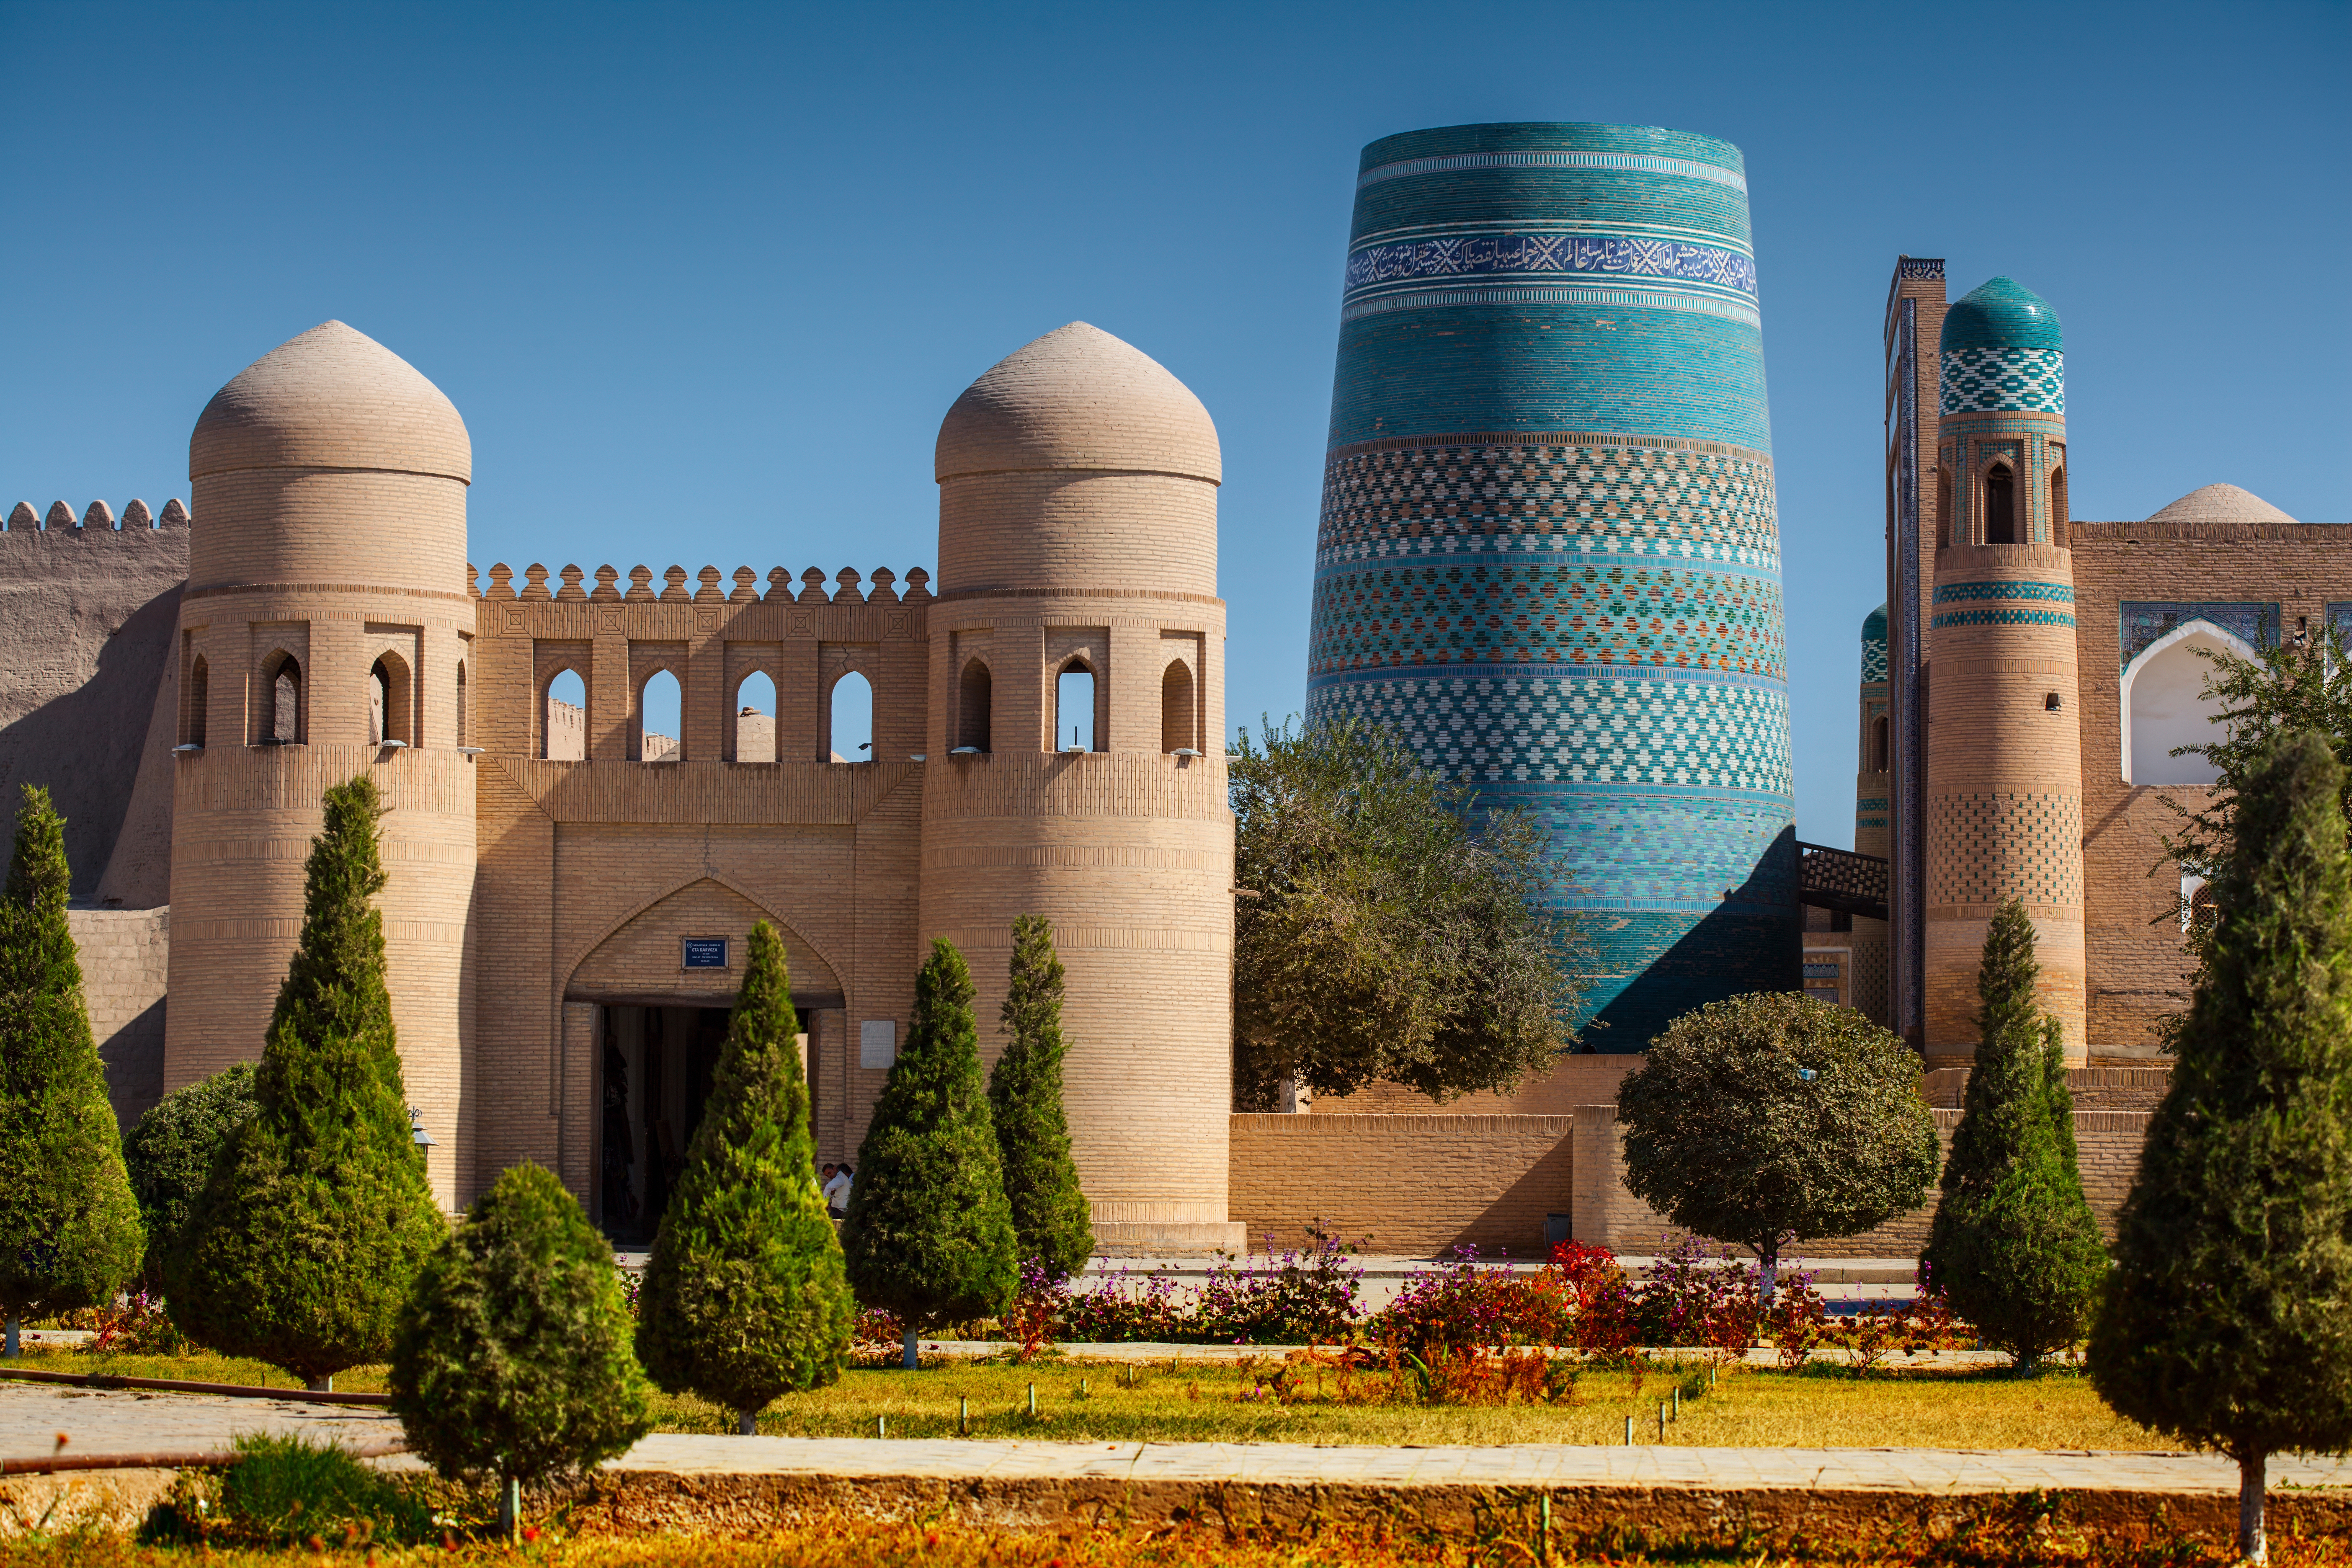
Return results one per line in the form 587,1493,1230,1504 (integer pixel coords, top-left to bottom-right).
563,877,844,1237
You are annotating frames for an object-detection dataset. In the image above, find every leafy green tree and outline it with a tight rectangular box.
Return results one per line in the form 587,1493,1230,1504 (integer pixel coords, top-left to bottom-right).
988,915,1092,1280
2158,618,2352,1051
1921,901,2107,1369
2093,731,2352,1564
1618,992,1939,1291
635,922,853,1431
0,785,144,1354
125,1063,257,1292
391,1162,652,1534
843,939,1017,1368
1230,714,1594,1106
165,776,447,1387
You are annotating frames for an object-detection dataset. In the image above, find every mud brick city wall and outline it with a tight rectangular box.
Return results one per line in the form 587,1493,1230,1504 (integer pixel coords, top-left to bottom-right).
0,501,189,906
2072,520,2352,1052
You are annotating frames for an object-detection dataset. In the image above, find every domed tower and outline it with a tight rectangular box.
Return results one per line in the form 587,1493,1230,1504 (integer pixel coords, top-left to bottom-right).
1924,279,2084,1065
168,321,477,1206
923,322,1242,1252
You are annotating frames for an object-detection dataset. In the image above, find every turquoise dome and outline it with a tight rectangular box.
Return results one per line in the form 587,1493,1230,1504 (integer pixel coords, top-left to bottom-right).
1862,604,1888,645
1940,276,2063,354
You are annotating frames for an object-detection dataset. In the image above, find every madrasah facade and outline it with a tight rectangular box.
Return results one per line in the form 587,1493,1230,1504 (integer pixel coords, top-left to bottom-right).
5,126,2342,1256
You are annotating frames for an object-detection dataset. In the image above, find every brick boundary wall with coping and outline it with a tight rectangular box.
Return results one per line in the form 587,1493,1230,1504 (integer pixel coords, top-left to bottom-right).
1233,1102,2154,1259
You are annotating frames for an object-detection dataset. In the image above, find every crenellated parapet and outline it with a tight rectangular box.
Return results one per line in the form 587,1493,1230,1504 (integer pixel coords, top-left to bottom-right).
3,497,191,534
473,561,930,605
468,563,933,766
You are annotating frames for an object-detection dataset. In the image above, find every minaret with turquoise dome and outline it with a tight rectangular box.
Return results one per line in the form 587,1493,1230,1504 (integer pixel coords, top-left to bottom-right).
1922,276,2084,1065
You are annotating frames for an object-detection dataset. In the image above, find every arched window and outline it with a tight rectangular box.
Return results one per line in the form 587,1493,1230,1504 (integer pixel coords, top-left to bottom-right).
2122,622,2254,785
1056,661,1096,753
1935,467,1952,548
260,652,302,745
1985,464,2016,544
186,656,208,748
1867,713,1889,774
454,662,467,749
639,668,682,761
734,671,777,763
1161,659,1196,753
2050,466,2068,548
370,654,412,746
544,669,586,760
829,671,873,762
957,659,992,753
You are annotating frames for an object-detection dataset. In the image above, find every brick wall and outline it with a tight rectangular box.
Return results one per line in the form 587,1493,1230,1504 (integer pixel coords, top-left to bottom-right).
2072,520,2352,1052
1572,1103,2152,1257
1230,1112,1575,1255
1243,1094,2156,1261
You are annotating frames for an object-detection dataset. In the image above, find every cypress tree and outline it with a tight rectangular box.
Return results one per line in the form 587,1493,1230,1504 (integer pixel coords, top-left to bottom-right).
391,1162,652,1534
988,915,1092,1280
125,1062,258,1292
2092,731,2352,1563
843,938,1017,1369
165,776,447,1388
1921,899,2107,1371
0,785,144,1355
635,921,853,1433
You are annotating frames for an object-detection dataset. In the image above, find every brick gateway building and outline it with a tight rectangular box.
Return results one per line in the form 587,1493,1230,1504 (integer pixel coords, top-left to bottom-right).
7,253,2342,1258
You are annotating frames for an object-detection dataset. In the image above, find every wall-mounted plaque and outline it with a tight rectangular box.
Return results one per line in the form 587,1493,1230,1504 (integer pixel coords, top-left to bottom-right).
682,937,729,970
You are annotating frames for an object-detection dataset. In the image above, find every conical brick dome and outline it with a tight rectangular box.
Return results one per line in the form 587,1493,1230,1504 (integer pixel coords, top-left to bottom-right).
933,323,1220,597
935,322,1219,485
191,321,471,483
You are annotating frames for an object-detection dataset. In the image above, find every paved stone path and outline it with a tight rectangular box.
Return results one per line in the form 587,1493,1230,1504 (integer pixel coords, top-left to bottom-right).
7,1384,2347,1496
611,1433,2351,1495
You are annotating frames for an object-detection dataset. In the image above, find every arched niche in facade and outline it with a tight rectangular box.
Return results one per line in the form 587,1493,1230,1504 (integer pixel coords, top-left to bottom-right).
2120,620,2257,786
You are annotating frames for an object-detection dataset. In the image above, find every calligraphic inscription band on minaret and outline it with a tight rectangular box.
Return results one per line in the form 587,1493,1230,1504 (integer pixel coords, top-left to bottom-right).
1303,121,1799,1047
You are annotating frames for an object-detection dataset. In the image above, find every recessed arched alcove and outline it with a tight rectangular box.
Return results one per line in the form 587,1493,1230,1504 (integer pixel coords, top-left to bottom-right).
2121,620,2256,785
564,877,845,1237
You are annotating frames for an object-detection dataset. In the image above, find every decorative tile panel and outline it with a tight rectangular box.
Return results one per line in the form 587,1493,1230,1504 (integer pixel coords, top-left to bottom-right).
1940,347,2065,415
1926,792,2085,905
2119,602,2278,665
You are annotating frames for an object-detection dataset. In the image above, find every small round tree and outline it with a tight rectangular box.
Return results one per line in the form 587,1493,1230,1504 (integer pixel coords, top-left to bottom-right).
1921,900,2107,1370
125,1063,257,1292
843,939,1017,1369
166,775,448,1387
0,785,145,1354
988,915,1091,1280
2092,731,2352,1564
635,921,854,1432
1618,992,1939,1290
391,1161,651,1535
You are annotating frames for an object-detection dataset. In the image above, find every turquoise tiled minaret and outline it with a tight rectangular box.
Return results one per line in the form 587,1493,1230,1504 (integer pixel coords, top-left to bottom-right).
1304,122,1798,1048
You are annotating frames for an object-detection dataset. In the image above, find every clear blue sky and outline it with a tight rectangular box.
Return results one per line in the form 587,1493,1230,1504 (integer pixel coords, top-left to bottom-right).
5,1,2344,845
